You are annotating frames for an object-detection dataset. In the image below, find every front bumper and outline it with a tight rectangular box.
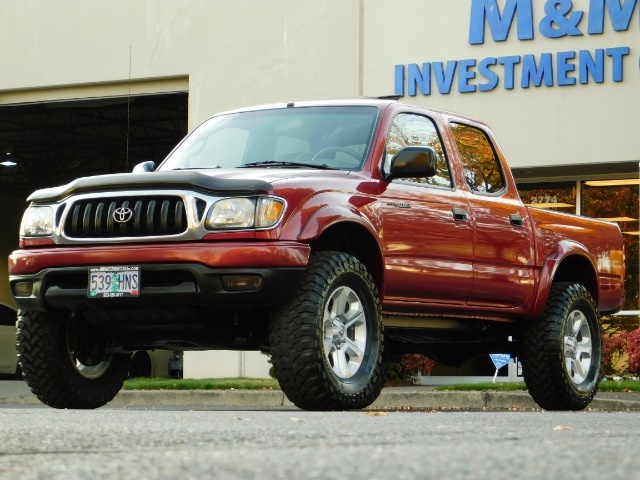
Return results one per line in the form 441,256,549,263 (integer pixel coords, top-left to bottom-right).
9,241,310,312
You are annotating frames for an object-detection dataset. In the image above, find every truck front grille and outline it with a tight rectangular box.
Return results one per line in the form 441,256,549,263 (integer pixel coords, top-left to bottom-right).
63,196,188,238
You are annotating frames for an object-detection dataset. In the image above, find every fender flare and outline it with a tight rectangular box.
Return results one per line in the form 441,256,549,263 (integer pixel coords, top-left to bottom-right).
529,239,599,319
297,205,382,245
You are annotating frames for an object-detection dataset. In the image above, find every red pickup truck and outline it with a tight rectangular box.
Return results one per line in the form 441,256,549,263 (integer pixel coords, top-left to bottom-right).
9,99,624,411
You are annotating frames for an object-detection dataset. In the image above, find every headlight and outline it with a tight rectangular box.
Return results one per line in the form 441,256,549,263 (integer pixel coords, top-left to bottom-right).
205,197,285,230
206,198,255,229
20,206,54,237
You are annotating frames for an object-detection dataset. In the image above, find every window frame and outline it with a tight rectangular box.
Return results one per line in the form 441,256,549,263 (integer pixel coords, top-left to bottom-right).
449,121,507,197
383,112,455,191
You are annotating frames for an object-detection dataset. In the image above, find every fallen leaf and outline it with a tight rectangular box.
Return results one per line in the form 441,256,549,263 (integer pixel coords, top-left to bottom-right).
366,411,388,416
553,425,572,431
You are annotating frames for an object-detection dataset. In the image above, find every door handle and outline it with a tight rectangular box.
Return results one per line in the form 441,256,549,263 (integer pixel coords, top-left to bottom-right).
509,213,523,226
452,208,468,222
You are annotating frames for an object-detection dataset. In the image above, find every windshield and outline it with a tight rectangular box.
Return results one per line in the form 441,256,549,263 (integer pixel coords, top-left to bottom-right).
158,105,380,171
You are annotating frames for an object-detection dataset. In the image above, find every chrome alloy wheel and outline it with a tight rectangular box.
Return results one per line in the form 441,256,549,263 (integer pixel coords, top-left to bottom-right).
563,309,593,385
71,357,113,379
66,327,113,380
323,285,367,379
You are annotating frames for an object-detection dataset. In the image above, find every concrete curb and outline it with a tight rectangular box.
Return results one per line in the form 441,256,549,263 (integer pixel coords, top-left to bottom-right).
101,389,640,411
110,390,294,408
3,388,639,411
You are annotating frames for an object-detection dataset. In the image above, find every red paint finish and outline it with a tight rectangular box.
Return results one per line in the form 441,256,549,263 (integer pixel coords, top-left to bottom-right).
9,242,310,275
380,183,473,308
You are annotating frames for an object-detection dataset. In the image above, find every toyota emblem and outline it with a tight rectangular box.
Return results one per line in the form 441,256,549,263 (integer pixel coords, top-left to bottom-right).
113,206,133,223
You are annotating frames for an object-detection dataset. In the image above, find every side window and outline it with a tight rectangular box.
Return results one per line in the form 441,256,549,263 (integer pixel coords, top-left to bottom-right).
451,123,505,194
385,113,452,188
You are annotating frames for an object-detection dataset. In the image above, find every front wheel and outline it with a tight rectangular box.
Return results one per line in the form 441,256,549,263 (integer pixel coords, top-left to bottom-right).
521,282,602,411
17,311,131,409
269,251,385,411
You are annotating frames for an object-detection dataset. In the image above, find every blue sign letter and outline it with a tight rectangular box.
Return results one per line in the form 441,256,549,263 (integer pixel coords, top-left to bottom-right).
557,51,577,86
458,59,477,93
521,53,554,88
408,63,431,96
588,0,638,34
539,0,584,38
469,0,534,44
395,65,405,96
579,49,605,84
478,57,499,91
433,61,458,94
606,46,629,81
498,55,522,90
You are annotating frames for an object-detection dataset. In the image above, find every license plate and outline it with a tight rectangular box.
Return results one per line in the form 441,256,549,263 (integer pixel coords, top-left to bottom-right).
88,266,140,298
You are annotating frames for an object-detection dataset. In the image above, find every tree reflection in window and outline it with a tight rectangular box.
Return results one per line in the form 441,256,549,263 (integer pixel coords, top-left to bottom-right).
583,183,639,311
451,123,505,193
385,114,452,188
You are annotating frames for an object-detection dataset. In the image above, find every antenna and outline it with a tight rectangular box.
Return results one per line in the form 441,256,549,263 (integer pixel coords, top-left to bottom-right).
126,45,132,172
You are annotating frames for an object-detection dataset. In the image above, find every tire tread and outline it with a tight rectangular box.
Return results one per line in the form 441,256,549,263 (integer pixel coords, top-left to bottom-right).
522,282,602,411
269,251,384,411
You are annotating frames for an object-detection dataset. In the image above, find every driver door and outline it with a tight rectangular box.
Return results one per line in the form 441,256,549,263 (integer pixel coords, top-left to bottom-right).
380,112,474,313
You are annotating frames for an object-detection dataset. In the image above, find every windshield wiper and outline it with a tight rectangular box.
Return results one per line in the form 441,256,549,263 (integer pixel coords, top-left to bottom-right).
238,161,335,170
171,166,221,170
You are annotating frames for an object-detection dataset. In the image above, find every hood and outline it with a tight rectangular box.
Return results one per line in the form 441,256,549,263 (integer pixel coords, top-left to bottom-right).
27,168,352,203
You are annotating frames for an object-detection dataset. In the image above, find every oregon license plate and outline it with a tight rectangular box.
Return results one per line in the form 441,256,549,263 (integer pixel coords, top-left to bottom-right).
88,266,140,298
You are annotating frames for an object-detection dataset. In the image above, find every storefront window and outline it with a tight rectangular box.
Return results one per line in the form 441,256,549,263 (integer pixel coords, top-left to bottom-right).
582,182,639,312
517,182,576,214
517,180,639,312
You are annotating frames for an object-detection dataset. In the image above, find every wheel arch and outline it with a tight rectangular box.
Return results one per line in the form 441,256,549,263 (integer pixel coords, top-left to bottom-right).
129,351,152,378
531,240,599,319
298,207,384,295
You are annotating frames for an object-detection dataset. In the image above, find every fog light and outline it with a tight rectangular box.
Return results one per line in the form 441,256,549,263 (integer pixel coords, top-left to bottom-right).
14,281,34,297
221,275,262,292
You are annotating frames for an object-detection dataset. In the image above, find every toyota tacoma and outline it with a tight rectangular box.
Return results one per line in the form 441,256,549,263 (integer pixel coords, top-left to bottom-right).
9,99,625,410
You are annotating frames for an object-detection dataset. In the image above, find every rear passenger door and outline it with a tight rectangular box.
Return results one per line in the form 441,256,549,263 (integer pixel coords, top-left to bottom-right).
380,112,474,312
449,121,535,310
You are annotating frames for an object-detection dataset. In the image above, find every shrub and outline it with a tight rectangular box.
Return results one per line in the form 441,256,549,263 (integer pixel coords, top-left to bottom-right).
625,329,640,374
603,333,627,375
386,354,435,384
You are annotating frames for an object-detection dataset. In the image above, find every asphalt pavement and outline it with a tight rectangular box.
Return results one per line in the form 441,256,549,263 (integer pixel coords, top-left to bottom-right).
2,379,640,411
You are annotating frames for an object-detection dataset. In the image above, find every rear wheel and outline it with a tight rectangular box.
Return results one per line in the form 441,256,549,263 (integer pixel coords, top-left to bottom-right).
17,311,130,409
269,251,385,410
521,282,602,410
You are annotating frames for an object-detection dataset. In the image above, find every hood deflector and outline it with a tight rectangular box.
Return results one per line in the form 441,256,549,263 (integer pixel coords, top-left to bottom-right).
27,171,274,203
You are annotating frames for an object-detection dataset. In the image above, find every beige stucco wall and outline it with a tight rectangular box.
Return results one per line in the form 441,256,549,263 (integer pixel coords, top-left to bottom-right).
0,0,362,127
185,351,271,379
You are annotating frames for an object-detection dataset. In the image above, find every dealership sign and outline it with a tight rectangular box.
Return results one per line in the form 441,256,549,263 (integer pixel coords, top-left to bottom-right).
394,0,637,96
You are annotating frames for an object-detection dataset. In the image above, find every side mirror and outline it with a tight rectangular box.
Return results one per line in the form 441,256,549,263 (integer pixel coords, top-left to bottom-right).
384,146,437,181
132,161,156,173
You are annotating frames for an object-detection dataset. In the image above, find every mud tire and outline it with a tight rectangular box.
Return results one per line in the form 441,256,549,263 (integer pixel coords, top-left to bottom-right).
521,282,602,411
17,311,130,409
269,251,385,411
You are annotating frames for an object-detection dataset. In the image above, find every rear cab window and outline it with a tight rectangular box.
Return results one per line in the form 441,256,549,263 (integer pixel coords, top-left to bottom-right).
450,122,506,194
